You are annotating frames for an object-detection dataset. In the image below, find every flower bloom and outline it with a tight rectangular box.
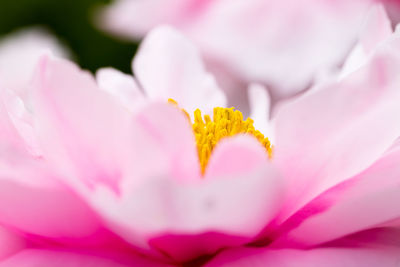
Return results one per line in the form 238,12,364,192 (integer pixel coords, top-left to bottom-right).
99,0,378,103
1,8,400,266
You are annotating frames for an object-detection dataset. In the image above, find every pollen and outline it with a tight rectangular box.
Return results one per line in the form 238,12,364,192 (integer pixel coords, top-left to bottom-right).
168,99,273,174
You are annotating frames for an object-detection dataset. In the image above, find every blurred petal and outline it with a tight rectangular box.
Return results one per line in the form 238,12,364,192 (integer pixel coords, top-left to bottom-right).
128,102,200,183
101,0,373,98
72,104,282,262
274,36,400,221
0,249,170,267
360,4,392,53
339,4,392,79
133,26,226,116
330,227,400,247
248,84,273,140
0,227,25,261
32,55,131,194
0,79,101,239
1,89,41,156
96,67,145,112
0,163,102,239
99,0,189,38
0,27,69,95
95,163,281,262
204,246,400,267
205,135,269,178
273,145,400,247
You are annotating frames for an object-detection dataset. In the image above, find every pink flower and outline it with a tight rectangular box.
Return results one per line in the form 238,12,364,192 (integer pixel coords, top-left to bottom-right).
99,0,377,103
2,9,400,266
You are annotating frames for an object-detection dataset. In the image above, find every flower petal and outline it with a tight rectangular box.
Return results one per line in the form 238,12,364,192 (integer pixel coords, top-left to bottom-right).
0,249,170,267
339,4,393,79
96,67,145,112
248,83,273,140
74,104,282,262
101,0,373,98
98,162,280,262
273,145,400,247
99,0,189,38
0,27,69,96
0,164,102,239
204,245,400,267
360,4,392,54
274,36,400,221
0,227,25,261
205,134,270,178
32,55,131,194
133,26,226,116
0,83,101,239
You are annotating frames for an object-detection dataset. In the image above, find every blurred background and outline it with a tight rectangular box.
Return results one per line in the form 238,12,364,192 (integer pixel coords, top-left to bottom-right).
0,0,137,73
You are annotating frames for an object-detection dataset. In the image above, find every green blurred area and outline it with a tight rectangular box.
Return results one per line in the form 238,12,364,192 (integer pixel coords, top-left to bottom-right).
0,0,137,73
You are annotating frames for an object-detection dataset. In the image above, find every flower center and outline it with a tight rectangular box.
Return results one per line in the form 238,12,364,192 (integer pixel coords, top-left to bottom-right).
168,99,273,174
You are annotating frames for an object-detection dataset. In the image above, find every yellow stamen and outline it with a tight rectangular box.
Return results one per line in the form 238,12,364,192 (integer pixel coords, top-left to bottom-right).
169,99,273,174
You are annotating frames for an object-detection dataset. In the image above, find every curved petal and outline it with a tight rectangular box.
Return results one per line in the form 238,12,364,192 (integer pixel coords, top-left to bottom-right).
205,134,270,178
1,89,41,157
0,227,25,261
128,102,200,183
339,4,392,79
248,83,273,140
379,0,400,24
0,249,170,267
273,146,400,247
99,0,192,38
273,35,400,222
330,227,400,248
96,67,145,112
0,93,28,159
31,55,131,194
0,84,101,240
70,104,282,262
133,26,226,116
91,161,281,262
101,0,373,99
0,163,102,240
360,4,392,53
204,245,400,267
0,27,69,96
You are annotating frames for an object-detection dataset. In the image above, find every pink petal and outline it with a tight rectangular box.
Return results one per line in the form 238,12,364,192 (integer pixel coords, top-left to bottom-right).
31,55,131,194
248,84,273,139
101,0,373,98
204,245,400,267
133,26,226,116
0,249,170,267
339,4,393,79
205,134,270,178
377,0,400,24
0,27,69,96
129,102,200,183
113,160,280,262
96,67,145,112
74,105,282,262
0,89,101,239
0,93,27,159
330,227,400,247
99,0,195,38
0,163,102,240
273,145,400,247
1,89,41,157
360,4,392,54
0,227,25,261
273,36,400,222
